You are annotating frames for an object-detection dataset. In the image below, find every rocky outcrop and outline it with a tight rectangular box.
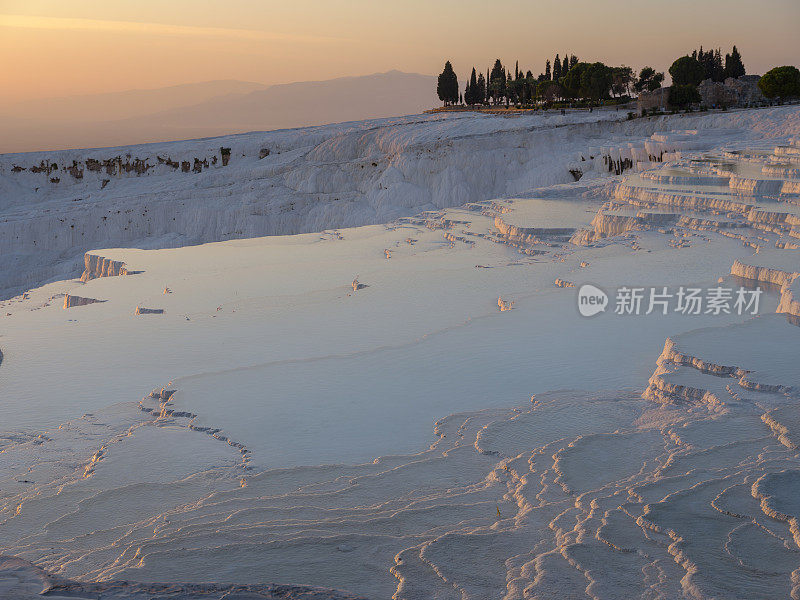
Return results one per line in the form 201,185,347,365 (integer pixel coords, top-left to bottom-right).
762,164,800,178
493,216,574,241
640,170,730,186
730,259,800,318
80,253,128,282
728,175,784,195
730,260,798,288
613,183,754,214
63,295,105,309
570,210,678,245
644,332,794,406
497,297,514,311
778,279,800,319
698,75,765,108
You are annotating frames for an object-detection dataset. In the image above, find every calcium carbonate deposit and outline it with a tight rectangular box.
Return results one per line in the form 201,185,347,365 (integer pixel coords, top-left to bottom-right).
2,106,800,599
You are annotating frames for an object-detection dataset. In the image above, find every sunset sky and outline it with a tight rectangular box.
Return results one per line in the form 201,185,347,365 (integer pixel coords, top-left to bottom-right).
1,0,799,102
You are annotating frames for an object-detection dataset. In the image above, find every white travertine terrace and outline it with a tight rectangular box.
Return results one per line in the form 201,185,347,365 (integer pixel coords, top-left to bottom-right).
3,107,799,300
2,107,800,599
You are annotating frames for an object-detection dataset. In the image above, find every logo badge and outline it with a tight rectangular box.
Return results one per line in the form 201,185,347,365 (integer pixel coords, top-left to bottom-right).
577,284,608,317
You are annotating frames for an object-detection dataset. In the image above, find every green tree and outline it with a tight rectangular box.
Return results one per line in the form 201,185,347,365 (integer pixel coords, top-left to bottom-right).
437,61,459,106
506,72,515,105
561,62,612,100
545,59,551,81
526,73,537,103
611,66,634,97
538,80,562,102
724,46,746,79
692,47,724,81
668,84,701,108
553,54,562,81
634,66,665,93
711,48,724,81
489,59,505,104
465,67,479,105
585,62,613,99
476,72,486,104
669,56,706,87
560,64,581,97
758,66,800,99
562,55,569,77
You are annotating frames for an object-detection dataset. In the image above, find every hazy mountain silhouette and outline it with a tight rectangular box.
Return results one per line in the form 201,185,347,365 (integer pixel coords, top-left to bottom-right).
1,71,437,152
0,80,269,123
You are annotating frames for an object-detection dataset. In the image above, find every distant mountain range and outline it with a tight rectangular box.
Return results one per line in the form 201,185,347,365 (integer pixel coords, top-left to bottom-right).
0,71,438,153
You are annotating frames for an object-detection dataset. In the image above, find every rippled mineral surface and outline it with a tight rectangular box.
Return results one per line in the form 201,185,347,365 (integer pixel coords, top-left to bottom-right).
2,106,800,599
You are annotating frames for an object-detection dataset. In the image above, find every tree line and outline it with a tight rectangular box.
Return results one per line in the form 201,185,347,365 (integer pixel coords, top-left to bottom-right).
668,45,799,107
437,45,800,108
438,53,661,107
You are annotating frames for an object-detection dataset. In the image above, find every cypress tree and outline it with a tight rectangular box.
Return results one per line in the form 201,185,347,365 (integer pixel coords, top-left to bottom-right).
529,73,537,103
436,61,459,106
562,55,569,77
521,74,529,104
545,60,551,81
724,45,745,79
477,72,486,104
693,46,727,82
713,48,724,81
467,67,478,105
553,54,562,81
489,59,504,104
704,48,714,80
569,55,578,70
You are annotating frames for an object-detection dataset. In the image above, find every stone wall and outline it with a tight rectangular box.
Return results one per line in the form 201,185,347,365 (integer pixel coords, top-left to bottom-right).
699,75,765,107
637,87,670,112
639,76,765,112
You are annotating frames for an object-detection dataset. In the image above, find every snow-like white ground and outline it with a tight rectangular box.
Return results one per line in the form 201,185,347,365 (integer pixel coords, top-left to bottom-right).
2,106,798,299
2,107,800,599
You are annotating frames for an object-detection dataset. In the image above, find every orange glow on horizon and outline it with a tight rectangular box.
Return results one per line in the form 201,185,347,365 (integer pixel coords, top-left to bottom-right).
1,0,798,104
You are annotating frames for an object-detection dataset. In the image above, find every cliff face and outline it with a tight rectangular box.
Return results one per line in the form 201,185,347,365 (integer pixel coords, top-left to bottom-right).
3,107,798,300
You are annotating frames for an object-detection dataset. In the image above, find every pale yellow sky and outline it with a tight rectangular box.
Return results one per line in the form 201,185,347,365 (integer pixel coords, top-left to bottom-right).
1,0,799,102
